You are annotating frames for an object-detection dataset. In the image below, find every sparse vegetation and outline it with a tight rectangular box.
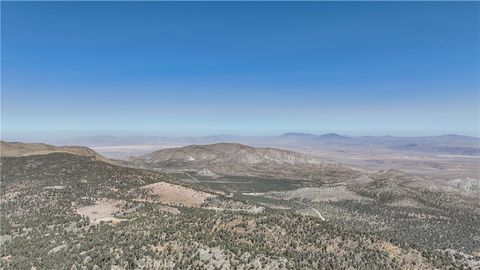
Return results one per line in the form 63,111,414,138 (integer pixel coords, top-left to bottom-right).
1,153,479,269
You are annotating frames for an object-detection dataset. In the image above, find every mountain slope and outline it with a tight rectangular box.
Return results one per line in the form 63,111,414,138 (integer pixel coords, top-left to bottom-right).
140,143,330,165
2,153,454,270
134,143,362,181
0,141,114,164
1,141,98,157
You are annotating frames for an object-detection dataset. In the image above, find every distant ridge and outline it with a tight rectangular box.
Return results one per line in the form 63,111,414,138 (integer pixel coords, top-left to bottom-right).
317,133,348,139
133,143,361,181
50,133,479,158
280,132,316,137
55,133,479,146
0,141,112,163
139,143,329,165
280,132,347,138
279,133,348,141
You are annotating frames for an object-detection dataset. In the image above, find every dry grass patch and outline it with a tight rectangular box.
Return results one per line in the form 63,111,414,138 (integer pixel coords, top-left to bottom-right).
76,199,124,224
140,182,216,207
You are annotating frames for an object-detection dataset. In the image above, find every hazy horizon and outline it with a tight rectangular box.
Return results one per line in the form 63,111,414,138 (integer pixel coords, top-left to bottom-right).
2,129,479,143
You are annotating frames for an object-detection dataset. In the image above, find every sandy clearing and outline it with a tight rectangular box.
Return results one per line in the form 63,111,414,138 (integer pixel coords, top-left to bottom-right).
266,186,364,202
156,205,181,214
45,186,66,190
76,200,124,224
91,144,183,159
141,182,216,207
204,206,264,214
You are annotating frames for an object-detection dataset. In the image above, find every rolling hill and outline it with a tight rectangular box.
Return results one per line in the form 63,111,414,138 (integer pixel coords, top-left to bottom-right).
133,143,362,181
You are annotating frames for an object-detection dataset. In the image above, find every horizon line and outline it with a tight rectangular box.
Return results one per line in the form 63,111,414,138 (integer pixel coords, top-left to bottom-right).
2,130,479,140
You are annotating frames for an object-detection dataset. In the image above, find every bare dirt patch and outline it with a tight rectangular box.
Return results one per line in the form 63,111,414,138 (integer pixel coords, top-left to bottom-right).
140,182,216,207
76,200,124,224
45,186,66,190
265,186,365,202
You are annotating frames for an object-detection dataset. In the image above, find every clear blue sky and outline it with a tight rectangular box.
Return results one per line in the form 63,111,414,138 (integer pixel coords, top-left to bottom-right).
2,2,479,138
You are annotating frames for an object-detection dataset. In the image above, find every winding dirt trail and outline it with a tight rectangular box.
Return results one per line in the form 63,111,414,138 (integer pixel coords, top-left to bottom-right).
310,207,326,221
295,200,326,221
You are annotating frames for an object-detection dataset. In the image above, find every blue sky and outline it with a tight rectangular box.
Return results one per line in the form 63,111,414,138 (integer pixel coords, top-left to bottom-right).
2,2,479,137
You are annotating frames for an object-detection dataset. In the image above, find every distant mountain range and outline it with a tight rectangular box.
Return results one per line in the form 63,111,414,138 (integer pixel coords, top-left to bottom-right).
50,133,480,156
51,132,477,145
